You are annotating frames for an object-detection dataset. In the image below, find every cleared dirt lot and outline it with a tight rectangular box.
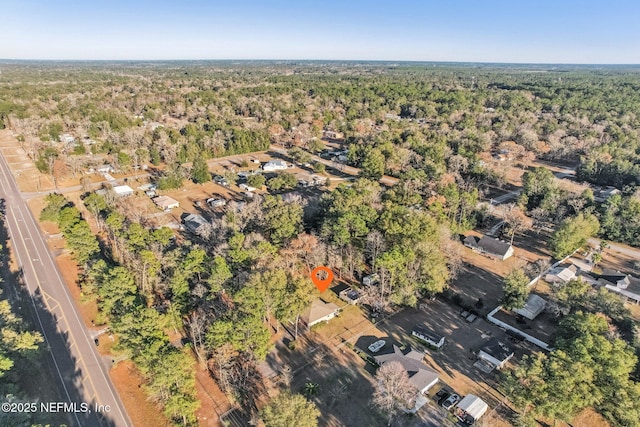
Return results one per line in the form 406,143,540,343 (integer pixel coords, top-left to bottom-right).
0,130,55,191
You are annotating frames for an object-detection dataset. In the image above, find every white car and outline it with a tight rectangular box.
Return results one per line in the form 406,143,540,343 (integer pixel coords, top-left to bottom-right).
239,183,257,192
368,339,386,353
442,393,460,410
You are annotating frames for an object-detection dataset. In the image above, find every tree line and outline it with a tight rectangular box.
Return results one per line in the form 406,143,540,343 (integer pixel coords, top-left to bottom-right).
40,194,199,425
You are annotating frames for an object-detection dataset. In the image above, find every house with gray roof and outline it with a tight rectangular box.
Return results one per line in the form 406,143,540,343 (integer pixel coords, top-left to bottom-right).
465,235,514,260
183,213,210,237
374,345,439,394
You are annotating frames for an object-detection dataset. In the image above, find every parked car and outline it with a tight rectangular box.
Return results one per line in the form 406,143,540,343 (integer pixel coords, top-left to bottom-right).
442,393,460,410
434,389,450,403
207,198,226,207
213,175,229,186
368,339,386,353
239,183,257,192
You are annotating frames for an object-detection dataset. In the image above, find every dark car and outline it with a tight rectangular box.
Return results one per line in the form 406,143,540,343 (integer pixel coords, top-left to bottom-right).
435,389,450,404
213,175,229,187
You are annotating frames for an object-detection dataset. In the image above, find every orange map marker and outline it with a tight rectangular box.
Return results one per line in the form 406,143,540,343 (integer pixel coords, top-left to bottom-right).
310,266,334,293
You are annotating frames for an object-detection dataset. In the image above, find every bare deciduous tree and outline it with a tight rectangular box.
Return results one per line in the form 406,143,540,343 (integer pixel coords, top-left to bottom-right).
503,204,533,246
373,361,417,426
366,230,386,268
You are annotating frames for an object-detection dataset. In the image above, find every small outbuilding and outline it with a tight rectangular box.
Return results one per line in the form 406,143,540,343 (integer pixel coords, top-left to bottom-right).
514,294,547,320
339,287,362,305
455,394,488,424
362,273,379,286
138,183,157,191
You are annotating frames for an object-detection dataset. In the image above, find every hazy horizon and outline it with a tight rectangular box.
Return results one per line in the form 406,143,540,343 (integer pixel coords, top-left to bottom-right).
1,59,639,67
2,0,639,64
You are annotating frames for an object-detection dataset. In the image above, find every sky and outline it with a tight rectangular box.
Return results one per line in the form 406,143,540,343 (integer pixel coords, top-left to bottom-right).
1,0,639,63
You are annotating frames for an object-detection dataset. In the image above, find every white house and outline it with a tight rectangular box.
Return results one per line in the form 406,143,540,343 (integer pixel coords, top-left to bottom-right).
412,326,445,349
301,299,340,329
153,195,180,211
112,185,134,197
478,235,514,260
262,160,288,172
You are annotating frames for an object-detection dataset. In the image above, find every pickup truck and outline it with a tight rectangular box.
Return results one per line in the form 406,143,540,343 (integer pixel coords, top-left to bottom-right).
206,198,226,207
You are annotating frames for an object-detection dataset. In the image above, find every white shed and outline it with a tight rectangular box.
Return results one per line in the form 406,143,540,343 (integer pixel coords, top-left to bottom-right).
456,394,488,423
514,294,546,320
112,185,134,197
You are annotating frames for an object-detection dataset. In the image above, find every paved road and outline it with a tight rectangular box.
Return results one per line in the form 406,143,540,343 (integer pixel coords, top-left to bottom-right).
0,152,131,426
533,159,576,176
588,237,640,260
